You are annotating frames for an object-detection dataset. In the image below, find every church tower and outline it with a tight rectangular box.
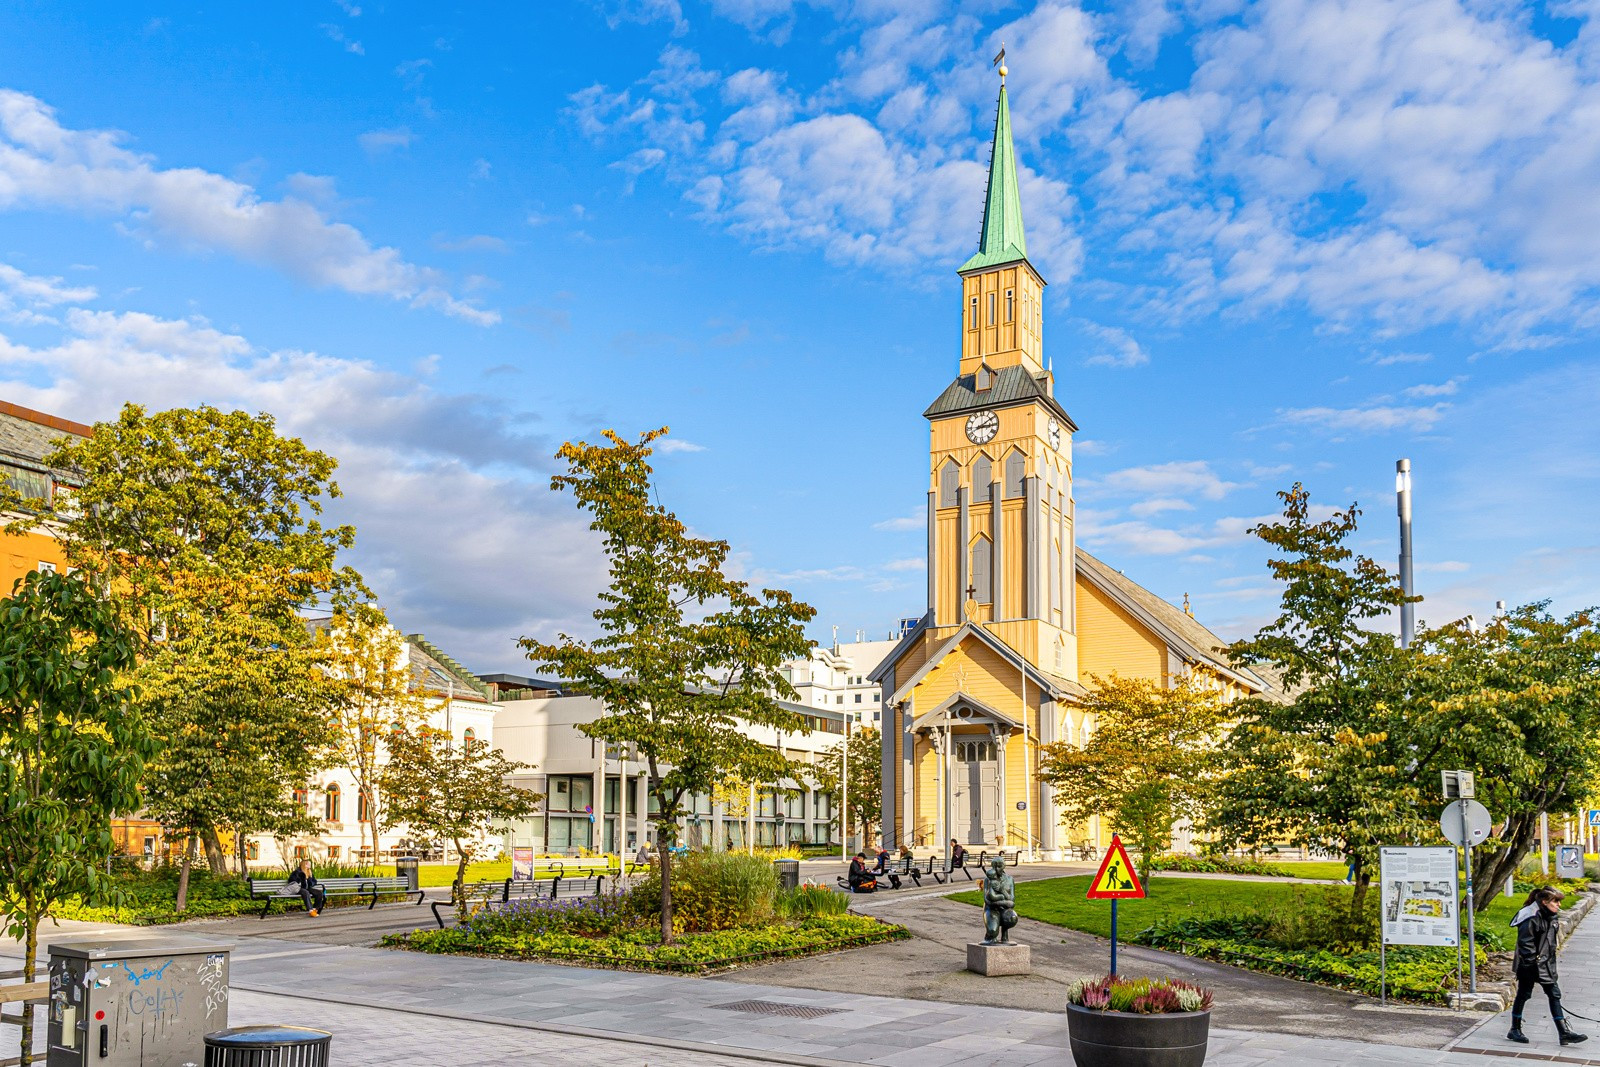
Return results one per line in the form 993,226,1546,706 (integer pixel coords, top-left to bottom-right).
924,70,1078,678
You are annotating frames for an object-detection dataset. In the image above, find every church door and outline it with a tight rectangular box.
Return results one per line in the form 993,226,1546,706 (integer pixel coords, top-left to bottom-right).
952,738,1000,844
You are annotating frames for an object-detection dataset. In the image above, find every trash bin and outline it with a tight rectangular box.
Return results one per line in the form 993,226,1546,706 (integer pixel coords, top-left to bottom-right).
774,859,800,892
394,855,420,893
204,1025,332,1067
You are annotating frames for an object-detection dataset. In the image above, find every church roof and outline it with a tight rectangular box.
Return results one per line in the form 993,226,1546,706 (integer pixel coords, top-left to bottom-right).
961,84,1031,274
881,620,1086,706
1074,548,1285,699
923,365,1078,429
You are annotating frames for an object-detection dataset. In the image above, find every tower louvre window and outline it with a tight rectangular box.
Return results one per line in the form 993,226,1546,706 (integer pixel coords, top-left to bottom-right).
973,455,992,490
988,292,996,326
939,459,960,508
1004,450,1025,498
969,296,978,329
971,534,993,605
1006,289,1014,321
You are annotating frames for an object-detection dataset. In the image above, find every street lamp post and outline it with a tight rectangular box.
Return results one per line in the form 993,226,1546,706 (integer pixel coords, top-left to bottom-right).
840,715,850,862
1397,459,1414,648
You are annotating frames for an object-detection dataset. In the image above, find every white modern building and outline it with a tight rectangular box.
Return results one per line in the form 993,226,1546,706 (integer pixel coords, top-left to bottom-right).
250,630,500,868
486,674,849,855
780,633,906,725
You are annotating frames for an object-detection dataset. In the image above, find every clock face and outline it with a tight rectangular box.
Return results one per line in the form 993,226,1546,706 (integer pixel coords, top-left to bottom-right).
965,411,999,445
1047,418,1061,451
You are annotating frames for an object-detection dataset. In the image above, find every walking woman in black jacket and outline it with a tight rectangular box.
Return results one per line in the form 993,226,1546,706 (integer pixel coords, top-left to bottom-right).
1509,886,1586,1046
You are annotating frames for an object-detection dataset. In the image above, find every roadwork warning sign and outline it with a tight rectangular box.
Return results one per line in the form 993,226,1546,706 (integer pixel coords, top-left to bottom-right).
1086,835,1146,900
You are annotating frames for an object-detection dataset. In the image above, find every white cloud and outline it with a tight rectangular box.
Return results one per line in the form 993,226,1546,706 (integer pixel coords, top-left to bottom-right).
1367,351,1433,366
1403,377,1467,398
872,511,924,531
1081,321,1150,368
0,91,496,325
358,127,413,154
0,287,594,672
882,558,924,572
320,23,364,54
1128,496,1194,517
432,234,508,254
1278,402,1450,433
0,262,96,323
1096,460,1242,501
656,438,706,453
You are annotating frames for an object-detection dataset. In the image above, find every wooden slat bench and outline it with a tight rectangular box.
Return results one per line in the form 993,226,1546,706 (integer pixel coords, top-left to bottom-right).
430,874,609,928
248,876,425,918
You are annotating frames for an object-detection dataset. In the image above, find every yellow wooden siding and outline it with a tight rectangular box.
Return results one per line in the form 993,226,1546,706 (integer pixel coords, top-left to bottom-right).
1075,575,1166,682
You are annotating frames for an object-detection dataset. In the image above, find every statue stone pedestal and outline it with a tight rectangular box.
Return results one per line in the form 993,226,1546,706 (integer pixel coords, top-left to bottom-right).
966,942,1031,976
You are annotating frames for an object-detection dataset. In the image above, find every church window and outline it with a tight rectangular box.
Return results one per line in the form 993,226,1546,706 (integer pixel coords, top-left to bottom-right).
988,292,996,326
969,296,978,329
1005,289,1014,321
1003,451,1024,498
939,460,959,508
1050,537,1062,613
973,455,992,490
971,535,992,605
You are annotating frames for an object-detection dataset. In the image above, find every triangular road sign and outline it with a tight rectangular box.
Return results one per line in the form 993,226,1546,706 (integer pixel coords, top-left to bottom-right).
1086,835,1146,899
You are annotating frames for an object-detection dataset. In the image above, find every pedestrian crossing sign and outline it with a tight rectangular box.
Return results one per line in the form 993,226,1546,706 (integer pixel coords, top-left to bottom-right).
1086,835,1146,900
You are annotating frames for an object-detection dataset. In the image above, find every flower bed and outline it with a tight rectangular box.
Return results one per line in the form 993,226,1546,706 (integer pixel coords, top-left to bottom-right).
386,911,907,973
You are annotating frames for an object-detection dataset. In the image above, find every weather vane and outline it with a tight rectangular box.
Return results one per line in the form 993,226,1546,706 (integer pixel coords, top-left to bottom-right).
993,43,1007,83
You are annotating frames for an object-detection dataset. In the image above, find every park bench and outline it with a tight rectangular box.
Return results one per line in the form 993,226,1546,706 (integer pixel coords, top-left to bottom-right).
430,874,609,928
248,876,425,918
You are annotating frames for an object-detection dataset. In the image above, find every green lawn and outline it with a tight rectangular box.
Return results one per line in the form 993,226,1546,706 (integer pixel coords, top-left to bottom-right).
1271,861,1348,880
952,875,1299,938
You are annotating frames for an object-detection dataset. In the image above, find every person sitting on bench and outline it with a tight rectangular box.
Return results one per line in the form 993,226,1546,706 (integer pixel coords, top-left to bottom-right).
287,859,327,917
950,840,967,867
848,852,876,891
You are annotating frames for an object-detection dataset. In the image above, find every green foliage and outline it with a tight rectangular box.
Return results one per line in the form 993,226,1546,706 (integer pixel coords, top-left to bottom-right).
519,429,815,943
389,914,906,973
810,726,882,844
629,850,778,931
776,884,851,918
1210,484,1423,920
1150,854,1298,878
1041,673,1229,881
0,570,154,1066
379,727,540,914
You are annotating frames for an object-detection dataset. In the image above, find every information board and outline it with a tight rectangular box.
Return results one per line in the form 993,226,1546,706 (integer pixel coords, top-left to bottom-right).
511,846,535,882
1379,846,1459,947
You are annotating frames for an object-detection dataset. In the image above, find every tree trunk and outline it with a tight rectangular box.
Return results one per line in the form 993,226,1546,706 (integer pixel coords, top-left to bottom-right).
1348,871,1371,932
235,831,249,876
659,832,675,945
175,837,195,913
19,911,38,1067
453,841,471,920
202,825,227,876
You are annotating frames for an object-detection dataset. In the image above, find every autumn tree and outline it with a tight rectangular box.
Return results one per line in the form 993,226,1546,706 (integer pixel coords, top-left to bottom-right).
320,604,430,866
0,571,153,1067
1415,605,1600,911
1041,674,1231,881
38,403,362,873
1211,484,1423,921
380,729,540,915
811,726,882,848
521,428,814,943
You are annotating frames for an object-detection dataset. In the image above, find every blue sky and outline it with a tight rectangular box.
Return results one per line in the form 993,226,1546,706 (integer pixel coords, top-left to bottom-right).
1,1,1597,672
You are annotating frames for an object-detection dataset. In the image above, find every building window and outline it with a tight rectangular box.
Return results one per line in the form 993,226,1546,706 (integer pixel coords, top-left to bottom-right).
246,840,260,861
328,845,341,860
358,791,372,822
955,740,996,762
293,785,308,812
939,459,960,508
1005,289,1014,321
873,693,880,702
38,561,57,575
836,695,843,704
854,693,862,703
463,726,477,750
973,455,991,491
988,292,996,325
1,463,51,504
969,296,978,328
873,711,881,721
546,775,594,851
293,845,307,860
324,784,340,822
1004,451,1025,499
970,535,993,605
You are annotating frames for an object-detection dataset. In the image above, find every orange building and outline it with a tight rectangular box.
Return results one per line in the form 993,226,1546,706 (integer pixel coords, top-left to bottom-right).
0,399,89,594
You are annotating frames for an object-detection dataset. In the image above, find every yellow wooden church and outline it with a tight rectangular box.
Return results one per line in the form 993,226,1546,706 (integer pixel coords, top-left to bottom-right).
871,71,1281,858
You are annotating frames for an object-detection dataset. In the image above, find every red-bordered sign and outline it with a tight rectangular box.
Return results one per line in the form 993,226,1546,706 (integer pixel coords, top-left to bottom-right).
1086,834,1146,900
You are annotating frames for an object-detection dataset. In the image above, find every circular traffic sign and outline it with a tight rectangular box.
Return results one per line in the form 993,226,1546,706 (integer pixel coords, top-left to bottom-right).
1440,799,1493,846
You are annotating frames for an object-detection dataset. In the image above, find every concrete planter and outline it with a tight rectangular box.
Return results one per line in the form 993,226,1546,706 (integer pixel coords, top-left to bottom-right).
1065,1004,1211,1067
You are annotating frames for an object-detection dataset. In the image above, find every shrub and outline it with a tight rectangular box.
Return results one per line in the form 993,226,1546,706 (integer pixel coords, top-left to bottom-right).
629,851,777,931
1151,854,1297,878
459,892,640,939
1067,975,1213,1015
776,884,850,919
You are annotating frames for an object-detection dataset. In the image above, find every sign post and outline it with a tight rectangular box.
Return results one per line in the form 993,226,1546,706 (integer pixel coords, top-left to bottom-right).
1440,789,1491,995
1379,847,1460,1007
1086,835,1145,976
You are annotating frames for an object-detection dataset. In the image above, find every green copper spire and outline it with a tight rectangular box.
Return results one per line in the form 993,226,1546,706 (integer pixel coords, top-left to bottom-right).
960,81,1028,273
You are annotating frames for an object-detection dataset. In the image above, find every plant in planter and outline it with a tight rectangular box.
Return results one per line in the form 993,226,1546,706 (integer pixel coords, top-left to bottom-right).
1066,976,1213,1067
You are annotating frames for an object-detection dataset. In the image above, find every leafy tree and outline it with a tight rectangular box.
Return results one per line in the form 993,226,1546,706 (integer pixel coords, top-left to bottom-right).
1211,484,1423,922
320,604,431,866
1040,674,1230,881
38,403,363,873
140,569,333,902
521,428,815,943
0,570,153,1067
711,777,757,852
811,726,882,848
380,729,540,915
1416,605,1600,911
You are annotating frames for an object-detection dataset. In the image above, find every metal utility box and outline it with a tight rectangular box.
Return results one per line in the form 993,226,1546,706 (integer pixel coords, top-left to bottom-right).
47,936,233,1067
